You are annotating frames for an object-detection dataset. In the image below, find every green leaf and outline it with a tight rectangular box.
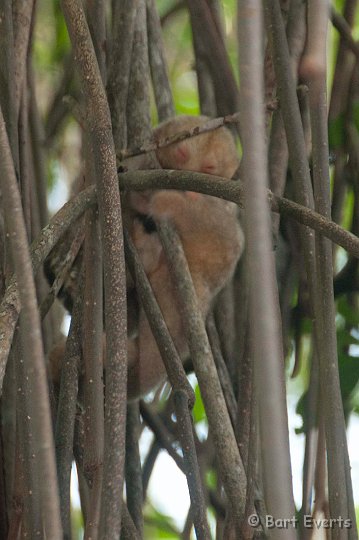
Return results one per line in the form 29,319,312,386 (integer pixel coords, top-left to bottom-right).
337,297,359,327
328,115,345,149
192,384,206,423
353,100,359,133
144,505,179,539
338,351,359,412
206,469,217,490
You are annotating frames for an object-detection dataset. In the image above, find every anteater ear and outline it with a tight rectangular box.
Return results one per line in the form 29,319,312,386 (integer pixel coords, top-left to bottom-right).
174,143,189,164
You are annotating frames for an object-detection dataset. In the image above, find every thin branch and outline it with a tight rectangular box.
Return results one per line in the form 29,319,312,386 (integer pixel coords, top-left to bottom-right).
300,1,329,82
107,0,138,151
118,112,241,161
271,192,359,258
267,0,357,534
55,267,84,538
186,0,239,116
60,3,128,538
126,0,153,150
0,106,62,537
310,68,356,535
329,0,358,122
143,28,179,494
2,162,359,381
0,0,19,171
119,169,359,258
44,54,76,144
264,0,315,209
330,7,359,61
14,335,42,537
213,283,236,381
40,226,84,319
124,230,194,398
125,403,144,536
141,400,226,519
86,0,106,80
73,391,140,540
28,66,49,230
117,100,279,160
206,314,237,428
173,390,211,540
188,1,217,116
125,228,209,536
301,352,319,518
139,402,184,470
268,0,307,237
146,0,175,121
157,222,247,531
12,0,35,118
235,287,252,467
181,506,194,540
238,0,296,530
142,439,161,498
82,144,104,540
160,1,185,26
0,188,95,385
121,503,142,540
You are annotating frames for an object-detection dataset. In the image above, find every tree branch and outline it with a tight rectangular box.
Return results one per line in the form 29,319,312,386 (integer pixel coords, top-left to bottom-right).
60,1,128,538
157,221,247,531
0,105,62,538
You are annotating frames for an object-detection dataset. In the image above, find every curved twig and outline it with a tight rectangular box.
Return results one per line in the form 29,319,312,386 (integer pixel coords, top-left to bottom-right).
1,169,358,386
